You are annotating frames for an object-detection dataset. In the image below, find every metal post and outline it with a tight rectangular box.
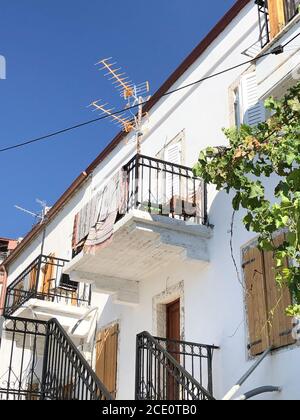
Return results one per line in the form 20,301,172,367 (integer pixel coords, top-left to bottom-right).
207,347,213,396
135,334,141,400
135,155,140,209
40,322,51,400
35,256,42,299
202,181,208,225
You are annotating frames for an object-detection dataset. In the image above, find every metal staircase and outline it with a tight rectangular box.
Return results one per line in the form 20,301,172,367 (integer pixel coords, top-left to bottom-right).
135,331,218,400
0,316,113,400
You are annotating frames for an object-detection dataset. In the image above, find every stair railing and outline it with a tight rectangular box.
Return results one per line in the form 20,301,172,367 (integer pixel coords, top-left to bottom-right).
135,331,215,401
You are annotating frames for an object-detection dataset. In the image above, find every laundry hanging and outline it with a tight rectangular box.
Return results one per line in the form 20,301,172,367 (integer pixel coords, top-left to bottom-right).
72,170,127,256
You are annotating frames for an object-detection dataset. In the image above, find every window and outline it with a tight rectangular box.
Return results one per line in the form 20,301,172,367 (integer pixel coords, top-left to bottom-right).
240,71,265,126
242,233,295,356
165,142,182,199
268,0,300,39
60,273,78,291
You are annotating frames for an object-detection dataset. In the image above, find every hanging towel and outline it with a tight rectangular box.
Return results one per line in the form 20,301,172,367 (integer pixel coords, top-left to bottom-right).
83,170,127,254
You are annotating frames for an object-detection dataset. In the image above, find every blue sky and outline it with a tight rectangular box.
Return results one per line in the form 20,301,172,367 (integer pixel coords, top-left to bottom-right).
0,0,236,239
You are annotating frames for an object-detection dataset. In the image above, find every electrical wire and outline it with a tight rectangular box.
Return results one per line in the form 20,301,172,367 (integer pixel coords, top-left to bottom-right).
283,31,300,47
0,34,300,154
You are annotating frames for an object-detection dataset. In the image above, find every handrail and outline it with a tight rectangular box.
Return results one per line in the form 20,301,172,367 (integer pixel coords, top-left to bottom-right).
4,255,91,316
154,335,219,350
222,346,273,401
124,153,201,176
123,154,207,225
7,255,41,290
1,316,113,400
136,331,214,401
43,318,113,400
235,386,281,401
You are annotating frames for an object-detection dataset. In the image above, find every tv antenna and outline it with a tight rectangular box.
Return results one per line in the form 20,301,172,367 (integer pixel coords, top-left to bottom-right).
14,199,51,225
14,199,51,255
89,57,151,153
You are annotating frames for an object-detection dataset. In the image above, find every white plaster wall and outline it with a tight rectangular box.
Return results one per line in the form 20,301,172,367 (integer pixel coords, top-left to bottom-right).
257,17,300,98
3,1,300,401
97,186,300,400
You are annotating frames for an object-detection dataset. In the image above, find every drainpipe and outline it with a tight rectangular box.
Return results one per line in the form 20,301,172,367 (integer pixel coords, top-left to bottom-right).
234,386,281,400
222,347,273,400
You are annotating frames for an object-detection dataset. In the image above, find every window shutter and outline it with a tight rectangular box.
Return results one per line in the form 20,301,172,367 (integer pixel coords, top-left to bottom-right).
72,214,79,249
268,0,286,39
96,324,119,398
41,254,55,295
165,143,181,165
243,246,269,356
263,233,295,349
29,266,38,292
165,143,181,199
13,281,24,307
241,72,265,127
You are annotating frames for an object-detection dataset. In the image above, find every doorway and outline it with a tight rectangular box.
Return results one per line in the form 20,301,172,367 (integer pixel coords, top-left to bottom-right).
166,299,180,399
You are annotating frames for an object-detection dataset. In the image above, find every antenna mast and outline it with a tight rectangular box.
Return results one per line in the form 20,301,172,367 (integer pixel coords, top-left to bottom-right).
90,58,151,154
15,199,51,255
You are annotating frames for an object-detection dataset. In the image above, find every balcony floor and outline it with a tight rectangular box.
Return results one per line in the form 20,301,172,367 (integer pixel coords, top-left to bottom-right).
5,299,94,344
65,210,212,305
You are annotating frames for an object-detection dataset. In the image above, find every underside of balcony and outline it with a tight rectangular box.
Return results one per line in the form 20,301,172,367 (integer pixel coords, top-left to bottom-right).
6,300,94,344
65,209,212,306
4,255,93,341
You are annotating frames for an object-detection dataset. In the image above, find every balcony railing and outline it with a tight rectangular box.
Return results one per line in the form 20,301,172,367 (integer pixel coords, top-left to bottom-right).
0,251,8,263
0,317,113,400
135,332,218,401
243,1,300,57
4,255,91,317
124,154,207,225
257,0,299,48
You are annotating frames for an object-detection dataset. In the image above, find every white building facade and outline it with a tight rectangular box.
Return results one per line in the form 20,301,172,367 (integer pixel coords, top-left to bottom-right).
1,0,300,401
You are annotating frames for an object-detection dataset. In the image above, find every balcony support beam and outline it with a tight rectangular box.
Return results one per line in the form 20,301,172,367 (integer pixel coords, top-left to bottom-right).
69,271,140,306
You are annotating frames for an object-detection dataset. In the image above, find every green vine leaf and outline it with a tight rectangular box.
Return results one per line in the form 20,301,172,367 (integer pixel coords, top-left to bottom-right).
196,81,300,316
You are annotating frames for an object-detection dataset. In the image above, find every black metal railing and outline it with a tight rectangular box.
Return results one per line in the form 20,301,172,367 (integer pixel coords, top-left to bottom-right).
257,0,300,48
0,317,113,400
42,318,112,400
135,332,218,401
124,155,207,225
284,0,300,22
0,251,8,262
4,255,92,317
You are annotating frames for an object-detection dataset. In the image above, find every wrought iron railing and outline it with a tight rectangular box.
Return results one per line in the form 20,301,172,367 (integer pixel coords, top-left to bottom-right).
135,331,218,401
4,255,91,316
0,317,113,400
0,251,8,262
256,0,300,48
124,154,207,225
42,318,112,400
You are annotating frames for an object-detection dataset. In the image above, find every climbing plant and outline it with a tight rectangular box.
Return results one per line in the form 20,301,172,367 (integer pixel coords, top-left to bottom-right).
193,81,300,316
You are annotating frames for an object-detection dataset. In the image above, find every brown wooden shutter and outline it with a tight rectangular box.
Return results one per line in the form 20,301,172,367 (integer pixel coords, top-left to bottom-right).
263,233,295,349
96,324,118,397
243,247,269,356
41,254,55,295
13,281,24,306
268,0,286,39
26,383,39,400
29,266,38,292
72,214,79,249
